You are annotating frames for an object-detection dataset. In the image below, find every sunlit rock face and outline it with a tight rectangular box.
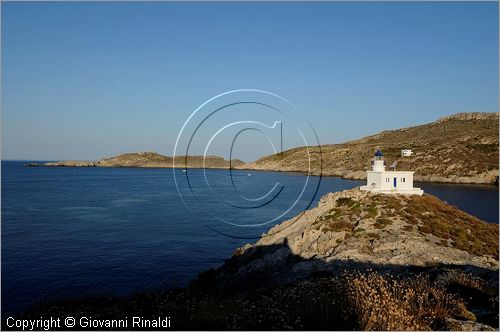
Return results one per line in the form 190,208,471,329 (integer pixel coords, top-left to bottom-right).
199,188,498,293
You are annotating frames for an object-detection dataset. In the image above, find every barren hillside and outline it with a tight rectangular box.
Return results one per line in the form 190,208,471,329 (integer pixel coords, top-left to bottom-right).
238,112,499,184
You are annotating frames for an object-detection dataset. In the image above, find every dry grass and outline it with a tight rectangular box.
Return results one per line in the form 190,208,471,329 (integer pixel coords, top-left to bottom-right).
365,232,381,240
374,217,393,229
20,270,497,330
342,271,474,330
403,225,414,232
325,220,354,232
311,191,497,260
404,194,499,258
366,193,499,258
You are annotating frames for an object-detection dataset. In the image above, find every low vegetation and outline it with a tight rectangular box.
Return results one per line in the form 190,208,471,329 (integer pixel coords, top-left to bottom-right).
310,191,498,260
15,270,497,330
402,194,497,257
345,192,499,259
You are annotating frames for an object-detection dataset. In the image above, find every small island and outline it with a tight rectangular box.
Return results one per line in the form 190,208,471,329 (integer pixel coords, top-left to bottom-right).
38,152,244,169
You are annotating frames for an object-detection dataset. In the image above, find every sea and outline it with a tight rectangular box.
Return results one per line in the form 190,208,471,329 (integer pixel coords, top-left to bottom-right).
2,161,498,316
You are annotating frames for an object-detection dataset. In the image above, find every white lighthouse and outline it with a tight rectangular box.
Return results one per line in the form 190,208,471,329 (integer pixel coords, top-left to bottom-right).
360,150,423,195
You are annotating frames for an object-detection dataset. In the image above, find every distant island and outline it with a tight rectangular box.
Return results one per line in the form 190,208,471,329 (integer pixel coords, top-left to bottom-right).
19,189,499,330
27,112,499,184
32,152,244,169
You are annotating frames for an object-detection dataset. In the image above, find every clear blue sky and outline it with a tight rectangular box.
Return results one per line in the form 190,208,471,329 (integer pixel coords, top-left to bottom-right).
2,2,498,161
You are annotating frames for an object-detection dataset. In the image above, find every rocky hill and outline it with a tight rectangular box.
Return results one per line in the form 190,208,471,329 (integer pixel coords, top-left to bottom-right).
19,189,499,330
189,189,499,329
238,112,499,184
42,152,244,169
201,189,498,292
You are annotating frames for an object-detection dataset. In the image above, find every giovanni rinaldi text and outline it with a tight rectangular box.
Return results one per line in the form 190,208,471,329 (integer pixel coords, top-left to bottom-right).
6,316,171,330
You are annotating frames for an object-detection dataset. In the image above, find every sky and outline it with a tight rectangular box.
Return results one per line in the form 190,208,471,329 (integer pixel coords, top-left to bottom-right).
2,2,498,162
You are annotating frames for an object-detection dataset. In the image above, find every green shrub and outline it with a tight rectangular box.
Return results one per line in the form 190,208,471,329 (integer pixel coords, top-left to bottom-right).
337,197,355,207
365,205,378,219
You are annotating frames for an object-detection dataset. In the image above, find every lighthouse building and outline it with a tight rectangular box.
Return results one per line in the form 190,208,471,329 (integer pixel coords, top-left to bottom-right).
360,150,423,195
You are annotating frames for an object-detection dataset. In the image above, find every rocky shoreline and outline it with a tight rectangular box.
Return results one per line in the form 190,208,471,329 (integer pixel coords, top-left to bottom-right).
27,153,498,185
234,165,499,185
13,189,499,330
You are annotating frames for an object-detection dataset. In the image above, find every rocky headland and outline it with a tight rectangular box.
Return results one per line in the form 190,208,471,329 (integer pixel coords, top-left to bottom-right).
237,112,499,185
16,189,499,330
40,152,244,169
197,189,498,291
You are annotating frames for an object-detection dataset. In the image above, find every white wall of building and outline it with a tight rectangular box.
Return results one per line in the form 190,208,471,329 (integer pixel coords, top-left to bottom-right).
372,160,385,172
366,171,415,191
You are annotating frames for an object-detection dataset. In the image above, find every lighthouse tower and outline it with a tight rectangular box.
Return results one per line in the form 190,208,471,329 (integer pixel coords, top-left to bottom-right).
372,150,386,171
360,149,423,195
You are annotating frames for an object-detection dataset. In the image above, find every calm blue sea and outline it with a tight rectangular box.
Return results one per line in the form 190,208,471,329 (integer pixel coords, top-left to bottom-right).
2,161,498,316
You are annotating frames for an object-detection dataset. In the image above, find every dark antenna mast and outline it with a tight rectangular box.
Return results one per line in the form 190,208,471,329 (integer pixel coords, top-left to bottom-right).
280,121,283,155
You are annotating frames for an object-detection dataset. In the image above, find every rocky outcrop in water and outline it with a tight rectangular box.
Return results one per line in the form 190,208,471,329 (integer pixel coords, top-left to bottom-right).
42,152,244,169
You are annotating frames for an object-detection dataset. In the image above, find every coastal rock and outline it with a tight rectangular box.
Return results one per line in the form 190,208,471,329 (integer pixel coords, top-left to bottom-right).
44,160,97,167
436,112,499,122
196,189,499,293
